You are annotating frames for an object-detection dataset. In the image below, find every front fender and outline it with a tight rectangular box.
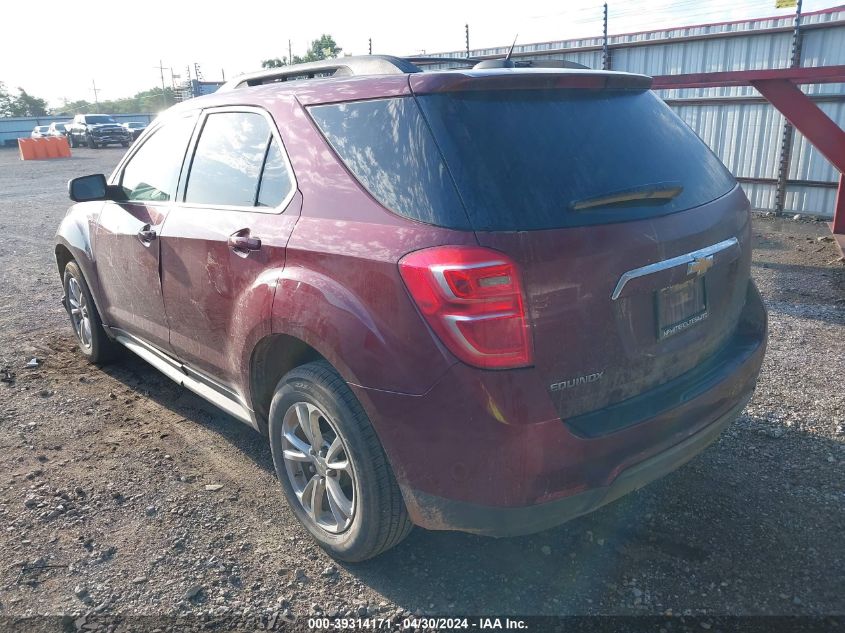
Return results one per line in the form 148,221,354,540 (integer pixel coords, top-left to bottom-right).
55,201,106,313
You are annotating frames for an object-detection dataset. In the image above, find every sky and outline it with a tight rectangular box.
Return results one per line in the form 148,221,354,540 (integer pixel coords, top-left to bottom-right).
0,0,839,109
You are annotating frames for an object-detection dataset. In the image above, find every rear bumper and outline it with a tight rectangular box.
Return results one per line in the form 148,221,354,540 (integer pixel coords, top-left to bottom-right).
351,280,766,534
401,392,749,536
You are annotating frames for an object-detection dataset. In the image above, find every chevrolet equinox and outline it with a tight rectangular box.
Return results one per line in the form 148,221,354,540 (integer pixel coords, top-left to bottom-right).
55,55,767,561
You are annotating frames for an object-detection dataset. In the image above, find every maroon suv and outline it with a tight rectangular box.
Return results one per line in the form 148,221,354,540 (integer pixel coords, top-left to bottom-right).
55,55,767,561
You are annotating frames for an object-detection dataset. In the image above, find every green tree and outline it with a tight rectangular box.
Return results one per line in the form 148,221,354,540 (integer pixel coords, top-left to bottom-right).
302,34,342,62
0,84,49,117
56,87,176,115
261,56,289,69
260,35,342,68
0,82,12,117
11,89,48,116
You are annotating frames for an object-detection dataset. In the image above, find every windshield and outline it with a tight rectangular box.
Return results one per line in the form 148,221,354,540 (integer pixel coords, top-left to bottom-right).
85,115,116,124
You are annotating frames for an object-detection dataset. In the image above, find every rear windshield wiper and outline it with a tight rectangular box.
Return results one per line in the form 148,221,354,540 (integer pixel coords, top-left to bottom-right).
571,182,683,211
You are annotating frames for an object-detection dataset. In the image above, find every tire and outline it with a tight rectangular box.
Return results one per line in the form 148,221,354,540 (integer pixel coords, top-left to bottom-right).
268,361,412,562
121,142,129,148
63,261,120,364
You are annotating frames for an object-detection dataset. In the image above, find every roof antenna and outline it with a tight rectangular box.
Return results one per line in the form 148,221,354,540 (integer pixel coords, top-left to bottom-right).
504,34,518,64
474,33,518,69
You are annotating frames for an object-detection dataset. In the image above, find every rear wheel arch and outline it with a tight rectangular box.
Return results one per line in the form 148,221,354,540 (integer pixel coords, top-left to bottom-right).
249,333,327,435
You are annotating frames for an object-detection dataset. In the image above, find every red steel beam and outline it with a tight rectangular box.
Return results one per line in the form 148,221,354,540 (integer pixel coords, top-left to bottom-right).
650,66,845,250
836,175,845,233
833,175,845,246
750,78,845,173
750,79,845,252
651,65,845,90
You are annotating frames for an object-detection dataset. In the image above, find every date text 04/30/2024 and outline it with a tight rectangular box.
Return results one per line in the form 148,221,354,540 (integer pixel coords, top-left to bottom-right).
306,617,528,630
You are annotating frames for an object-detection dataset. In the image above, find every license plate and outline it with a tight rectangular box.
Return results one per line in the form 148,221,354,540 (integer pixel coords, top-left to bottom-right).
656,277,707,339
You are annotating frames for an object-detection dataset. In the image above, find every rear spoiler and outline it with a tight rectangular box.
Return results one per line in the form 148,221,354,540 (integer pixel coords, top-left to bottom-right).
409,69,653,95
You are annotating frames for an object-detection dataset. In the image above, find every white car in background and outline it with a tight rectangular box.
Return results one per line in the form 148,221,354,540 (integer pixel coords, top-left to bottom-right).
48,122,72,138
30,126,50,138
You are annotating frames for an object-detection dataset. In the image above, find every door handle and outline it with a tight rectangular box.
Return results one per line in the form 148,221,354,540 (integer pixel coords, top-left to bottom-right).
138,225,157,243
228,231,261,253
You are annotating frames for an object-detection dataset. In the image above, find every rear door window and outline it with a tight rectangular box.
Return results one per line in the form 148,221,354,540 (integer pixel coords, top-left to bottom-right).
184,112,270,207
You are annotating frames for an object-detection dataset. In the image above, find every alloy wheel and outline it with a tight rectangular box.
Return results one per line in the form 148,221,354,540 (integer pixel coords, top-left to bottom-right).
281,401,356,533
67,277,92,349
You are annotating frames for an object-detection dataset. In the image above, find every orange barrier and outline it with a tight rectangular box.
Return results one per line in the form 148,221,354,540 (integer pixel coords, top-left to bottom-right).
18,136,72,160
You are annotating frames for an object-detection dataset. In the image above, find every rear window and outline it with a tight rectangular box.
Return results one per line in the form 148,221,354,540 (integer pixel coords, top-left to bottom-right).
311,89,735,231
418,89,735,230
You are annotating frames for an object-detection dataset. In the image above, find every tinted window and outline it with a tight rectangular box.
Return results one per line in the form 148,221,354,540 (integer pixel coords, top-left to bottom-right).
185,112,270,207
416,89,736,230
120,114,197,202
309,98,470,229
85,115,116,124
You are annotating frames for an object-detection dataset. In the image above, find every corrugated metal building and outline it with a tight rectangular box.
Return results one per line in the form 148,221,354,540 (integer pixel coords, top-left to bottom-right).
432,5,845,218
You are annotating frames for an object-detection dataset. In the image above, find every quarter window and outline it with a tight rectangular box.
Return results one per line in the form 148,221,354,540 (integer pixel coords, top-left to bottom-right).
120,115,197,202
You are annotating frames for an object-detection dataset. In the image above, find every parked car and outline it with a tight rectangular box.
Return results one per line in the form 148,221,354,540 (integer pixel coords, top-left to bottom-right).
67,113,131,148
121,121,148,140
30,125,50,138
48,122,71,138
55,55,767,562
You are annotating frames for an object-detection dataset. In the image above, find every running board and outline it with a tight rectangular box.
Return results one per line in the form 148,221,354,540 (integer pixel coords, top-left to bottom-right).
112,331,258,431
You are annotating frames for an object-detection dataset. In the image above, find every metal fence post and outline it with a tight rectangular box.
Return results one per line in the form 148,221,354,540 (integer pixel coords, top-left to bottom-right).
774,0,804,216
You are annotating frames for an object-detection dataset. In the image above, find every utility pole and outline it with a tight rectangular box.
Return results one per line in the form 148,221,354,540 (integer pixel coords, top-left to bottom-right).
602,3,610,70
368,38,372,55
465,23,470,58
288,39,293,64
154,59,168,109
193,63,203,98
774,0,804,216
90,80,100,107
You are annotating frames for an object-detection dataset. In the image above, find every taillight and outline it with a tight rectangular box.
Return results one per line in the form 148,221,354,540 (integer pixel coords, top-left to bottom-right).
399,246,533,370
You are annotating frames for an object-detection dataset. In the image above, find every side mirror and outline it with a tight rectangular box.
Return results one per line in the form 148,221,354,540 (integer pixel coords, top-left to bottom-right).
68,174,109,202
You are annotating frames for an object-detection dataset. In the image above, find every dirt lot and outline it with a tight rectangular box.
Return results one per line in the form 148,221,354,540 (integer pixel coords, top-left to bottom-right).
0,147,843,629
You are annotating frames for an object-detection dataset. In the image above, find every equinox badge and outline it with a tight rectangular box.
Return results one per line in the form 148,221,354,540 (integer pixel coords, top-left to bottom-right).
550,371,605,392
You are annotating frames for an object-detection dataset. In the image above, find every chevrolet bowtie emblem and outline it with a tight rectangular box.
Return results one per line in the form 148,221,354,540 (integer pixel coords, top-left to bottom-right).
688,255,714,276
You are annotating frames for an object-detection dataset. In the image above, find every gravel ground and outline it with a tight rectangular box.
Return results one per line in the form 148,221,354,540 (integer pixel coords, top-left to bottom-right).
0,148,843,630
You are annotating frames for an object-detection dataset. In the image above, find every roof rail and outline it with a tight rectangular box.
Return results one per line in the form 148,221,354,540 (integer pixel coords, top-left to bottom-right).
221,55,422,90
404,56,483,67
221,54,593,91
474,58,590,70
